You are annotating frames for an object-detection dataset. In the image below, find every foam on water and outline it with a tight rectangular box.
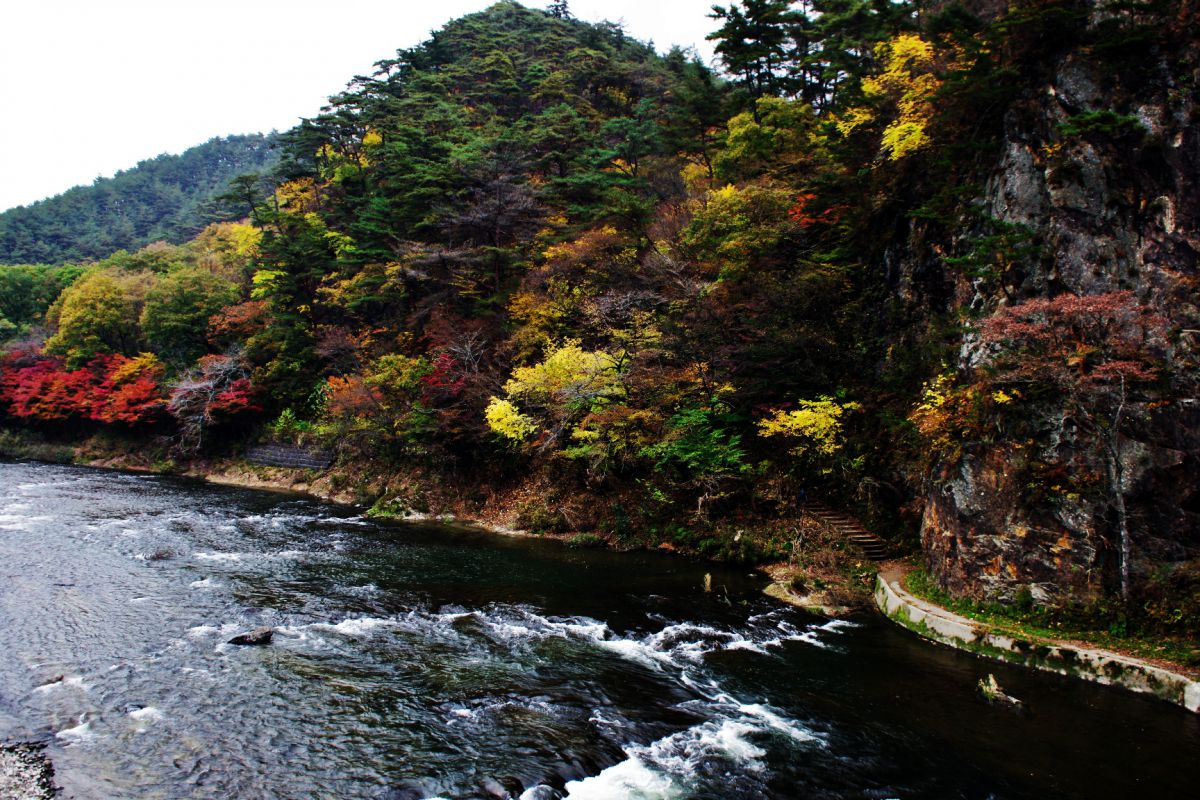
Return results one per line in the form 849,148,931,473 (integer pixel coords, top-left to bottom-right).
448,603,830,798
312,616,401,637
0,513,52,530
55,720,93,744
193,551,244,562
33,676,88,694
128,706,165,733
561,755,683,800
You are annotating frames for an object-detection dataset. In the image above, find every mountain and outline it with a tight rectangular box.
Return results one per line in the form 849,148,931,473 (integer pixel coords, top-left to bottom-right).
0,133,279,264
1,0,1197,642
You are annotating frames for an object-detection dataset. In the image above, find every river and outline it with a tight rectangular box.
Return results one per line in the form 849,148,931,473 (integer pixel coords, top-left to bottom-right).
0,461,1196,799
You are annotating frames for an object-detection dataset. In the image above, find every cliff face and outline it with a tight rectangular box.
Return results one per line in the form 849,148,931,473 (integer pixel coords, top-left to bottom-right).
919,4,1200,603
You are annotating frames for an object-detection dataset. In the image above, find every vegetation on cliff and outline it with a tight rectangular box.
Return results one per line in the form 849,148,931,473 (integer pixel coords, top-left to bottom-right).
0,1,1196,639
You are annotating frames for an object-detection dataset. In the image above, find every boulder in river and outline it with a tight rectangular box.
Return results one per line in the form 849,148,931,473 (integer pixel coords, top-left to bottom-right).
228,627,273,646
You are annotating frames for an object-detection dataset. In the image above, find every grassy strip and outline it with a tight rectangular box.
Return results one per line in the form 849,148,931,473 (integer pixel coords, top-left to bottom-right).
904,567,1200,674
0,428,75,463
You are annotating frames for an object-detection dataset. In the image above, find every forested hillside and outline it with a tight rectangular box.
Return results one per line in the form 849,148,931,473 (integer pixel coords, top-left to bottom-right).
1,0,1196,645
0,134,279,264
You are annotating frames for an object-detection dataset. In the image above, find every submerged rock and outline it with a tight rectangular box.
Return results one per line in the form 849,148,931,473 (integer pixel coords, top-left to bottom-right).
228,626,273,646
978,673,1023,708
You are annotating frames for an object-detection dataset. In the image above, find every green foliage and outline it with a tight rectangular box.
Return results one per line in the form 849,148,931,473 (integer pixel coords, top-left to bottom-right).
0,134,279,264
43,269,153,367
566,532,605,548
944,216,1041,282
906,568,1200,662
0,263,84,339
140,268,237,367
714,96,820,181
1056,110,1147,140
268,407,319,444
642,404,750,482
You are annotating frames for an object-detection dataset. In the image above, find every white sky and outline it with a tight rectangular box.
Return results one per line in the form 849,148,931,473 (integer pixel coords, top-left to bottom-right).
0,0,721,212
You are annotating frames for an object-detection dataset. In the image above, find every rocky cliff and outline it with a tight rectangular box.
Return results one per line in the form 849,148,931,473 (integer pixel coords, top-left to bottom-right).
919,1,1199,605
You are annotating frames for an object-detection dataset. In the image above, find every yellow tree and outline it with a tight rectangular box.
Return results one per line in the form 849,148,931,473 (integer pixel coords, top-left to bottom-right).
836,33,957,161
758,396,861,474
485,340,624,446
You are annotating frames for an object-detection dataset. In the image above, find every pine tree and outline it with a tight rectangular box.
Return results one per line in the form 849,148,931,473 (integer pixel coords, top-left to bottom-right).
708,0,801,111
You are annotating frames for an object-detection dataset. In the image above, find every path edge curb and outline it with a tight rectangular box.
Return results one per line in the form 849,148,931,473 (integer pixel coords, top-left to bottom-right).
874,566,1200,714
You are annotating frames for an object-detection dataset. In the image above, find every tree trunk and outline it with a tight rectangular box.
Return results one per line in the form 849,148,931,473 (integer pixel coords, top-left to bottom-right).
1106,376,1130,602
1106,447,1131,602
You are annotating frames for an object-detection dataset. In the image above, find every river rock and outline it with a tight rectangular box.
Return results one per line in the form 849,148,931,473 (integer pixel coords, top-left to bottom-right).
228,627,273,646
0,743,57,800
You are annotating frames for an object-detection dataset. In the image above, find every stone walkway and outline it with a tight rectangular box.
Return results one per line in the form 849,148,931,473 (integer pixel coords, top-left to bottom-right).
876,564,1200,714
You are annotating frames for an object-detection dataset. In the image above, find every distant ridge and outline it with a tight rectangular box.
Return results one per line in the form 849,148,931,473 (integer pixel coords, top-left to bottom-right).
0,133,279,264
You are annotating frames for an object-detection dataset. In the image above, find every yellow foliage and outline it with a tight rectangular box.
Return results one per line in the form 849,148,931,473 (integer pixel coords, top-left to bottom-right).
227,223,262,257
909,374,987,464
507,280,589,359
542,226,621,266
108,353,164,385
834,105,875,138
914,373,953,411
757,397,861,457
680,161,711,194
505,340,623,405
864,34,941,161
992,389,1019,405
684,184,795,278
188,222,262,280
485,397,537,441
880,121,932,160
275,178,317,213
839,33,960,161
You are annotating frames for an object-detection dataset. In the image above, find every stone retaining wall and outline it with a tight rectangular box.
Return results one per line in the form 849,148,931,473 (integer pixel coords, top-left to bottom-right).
244,444,333,470
875,567,1200,714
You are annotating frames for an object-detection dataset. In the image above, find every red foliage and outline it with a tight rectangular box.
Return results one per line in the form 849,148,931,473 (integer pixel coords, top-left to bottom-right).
326,375,381,418
208,378,260,417
787,193,847,229
420,352,467,403
0,351,168,426
980,291,1167,389
208,300,270,344
99,375,167,424
1,355,91,421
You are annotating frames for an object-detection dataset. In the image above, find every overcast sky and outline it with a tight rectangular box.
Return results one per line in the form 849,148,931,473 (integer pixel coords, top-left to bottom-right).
0,0,721,212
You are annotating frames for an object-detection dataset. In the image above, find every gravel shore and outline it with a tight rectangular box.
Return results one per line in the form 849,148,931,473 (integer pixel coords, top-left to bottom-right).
0,744,56,799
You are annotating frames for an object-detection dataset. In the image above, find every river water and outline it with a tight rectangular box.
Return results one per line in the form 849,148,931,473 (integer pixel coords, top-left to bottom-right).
0,461,1196,799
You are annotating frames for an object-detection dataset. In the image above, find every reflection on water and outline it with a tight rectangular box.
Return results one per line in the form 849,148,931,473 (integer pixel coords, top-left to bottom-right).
0,461,1197,799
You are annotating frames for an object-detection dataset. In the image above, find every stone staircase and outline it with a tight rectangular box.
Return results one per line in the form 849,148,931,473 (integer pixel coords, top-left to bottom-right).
804,501,889,561
244,443,334,470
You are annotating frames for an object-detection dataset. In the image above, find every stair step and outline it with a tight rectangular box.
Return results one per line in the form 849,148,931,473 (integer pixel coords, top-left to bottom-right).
805,503,890,559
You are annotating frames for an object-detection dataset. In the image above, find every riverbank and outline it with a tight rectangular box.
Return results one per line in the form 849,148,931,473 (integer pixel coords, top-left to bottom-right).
194,459,882,615
876,564,1200,713
0,430,881,613
0,744,56,800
